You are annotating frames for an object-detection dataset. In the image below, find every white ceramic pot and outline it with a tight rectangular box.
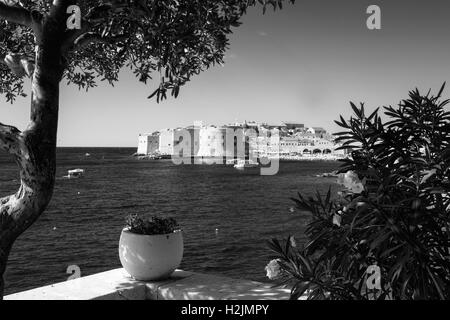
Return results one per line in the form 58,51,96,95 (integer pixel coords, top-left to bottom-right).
119,228,183,281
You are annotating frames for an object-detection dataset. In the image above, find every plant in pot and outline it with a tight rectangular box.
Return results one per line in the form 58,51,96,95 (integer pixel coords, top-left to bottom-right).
119,214,183,281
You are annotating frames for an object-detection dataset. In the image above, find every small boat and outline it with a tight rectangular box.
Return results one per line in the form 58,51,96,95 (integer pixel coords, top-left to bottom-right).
315,170,338,178
66,169,84,179
234,159,259,169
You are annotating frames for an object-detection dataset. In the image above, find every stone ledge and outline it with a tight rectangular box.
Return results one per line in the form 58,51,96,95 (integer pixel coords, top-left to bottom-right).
4,268,293,300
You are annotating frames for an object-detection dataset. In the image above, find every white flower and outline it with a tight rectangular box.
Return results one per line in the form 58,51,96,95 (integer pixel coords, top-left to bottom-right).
290,236,297,248
265,259,282,280
337,171,365,194
350,182,364,194
332,214,342,227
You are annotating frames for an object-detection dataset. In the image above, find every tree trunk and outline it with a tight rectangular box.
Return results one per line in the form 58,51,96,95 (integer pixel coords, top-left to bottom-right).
0,27,63,299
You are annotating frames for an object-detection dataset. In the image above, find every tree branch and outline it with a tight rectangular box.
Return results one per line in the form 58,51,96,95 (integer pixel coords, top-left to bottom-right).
0,122,22,157
85,2,135,22
73,32,128,50
62,0,147,52
1,53,35,78
0,1,32,27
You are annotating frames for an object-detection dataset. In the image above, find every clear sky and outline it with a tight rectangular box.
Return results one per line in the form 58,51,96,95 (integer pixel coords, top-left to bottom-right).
1,0,450,147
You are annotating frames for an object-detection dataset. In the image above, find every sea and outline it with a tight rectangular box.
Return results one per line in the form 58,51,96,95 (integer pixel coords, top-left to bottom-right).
0,147,341,295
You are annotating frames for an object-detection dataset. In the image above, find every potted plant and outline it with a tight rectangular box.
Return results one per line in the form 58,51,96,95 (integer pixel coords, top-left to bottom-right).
119,214,183,281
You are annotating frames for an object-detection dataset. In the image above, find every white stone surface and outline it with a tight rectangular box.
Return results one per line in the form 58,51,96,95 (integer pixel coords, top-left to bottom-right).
5,268,146,300
4,268,295,300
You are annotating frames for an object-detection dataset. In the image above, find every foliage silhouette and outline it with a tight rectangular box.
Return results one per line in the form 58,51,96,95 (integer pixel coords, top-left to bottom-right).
268,84,450,300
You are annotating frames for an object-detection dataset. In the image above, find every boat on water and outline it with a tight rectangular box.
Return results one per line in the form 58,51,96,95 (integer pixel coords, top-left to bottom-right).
315,170,338,178
65,169,85,179
234,159,259,169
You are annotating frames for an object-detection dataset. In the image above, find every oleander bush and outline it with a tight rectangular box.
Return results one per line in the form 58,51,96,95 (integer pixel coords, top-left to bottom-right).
267,84,450,300
126,214,179,236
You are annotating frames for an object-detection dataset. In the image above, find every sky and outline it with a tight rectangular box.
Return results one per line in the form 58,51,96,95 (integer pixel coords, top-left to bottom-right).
1,0,450,147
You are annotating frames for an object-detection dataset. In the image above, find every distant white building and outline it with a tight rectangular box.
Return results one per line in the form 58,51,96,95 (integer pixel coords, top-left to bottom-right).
197,126,227,157
159,128,176,155
307,127,327,137
280,137,302,155
138,121,346,158
137,132,159,155
159,127,200,157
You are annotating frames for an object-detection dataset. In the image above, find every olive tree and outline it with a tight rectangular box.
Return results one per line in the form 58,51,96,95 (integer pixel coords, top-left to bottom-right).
0,0,294,298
